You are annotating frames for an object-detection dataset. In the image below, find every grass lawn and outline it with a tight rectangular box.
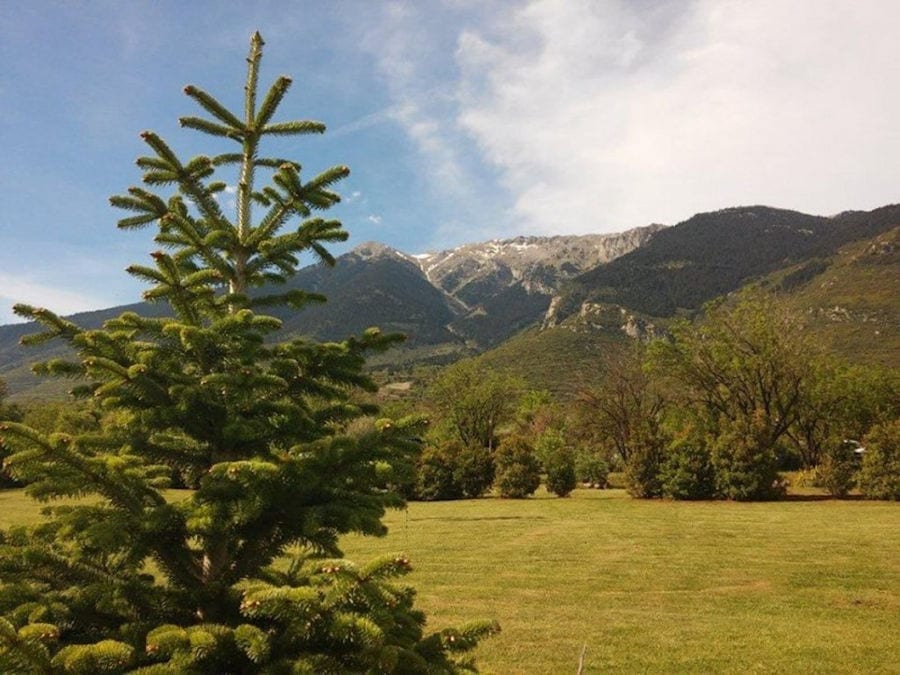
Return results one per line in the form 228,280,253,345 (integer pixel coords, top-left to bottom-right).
1,488,897,673
342,489,900,674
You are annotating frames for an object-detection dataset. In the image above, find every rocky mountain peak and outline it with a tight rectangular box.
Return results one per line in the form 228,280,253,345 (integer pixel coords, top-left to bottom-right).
412,225,665,299
350,241,403,260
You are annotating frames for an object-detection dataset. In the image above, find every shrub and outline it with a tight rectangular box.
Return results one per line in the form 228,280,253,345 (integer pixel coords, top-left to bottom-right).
789,467,821,488
415,440,494,501
857,419,900,500
575,449,610,488
817,441,858,498
416,442,463,501
495,436,541,498
711,412,785,501
454,443,495,498
623,432,664,498
660,441,716,500
544,450,577,497
535,430,576,497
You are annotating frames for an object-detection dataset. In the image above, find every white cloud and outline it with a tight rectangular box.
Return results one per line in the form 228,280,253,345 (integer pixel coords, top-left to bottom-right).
363,3,489,227
452,0,900,234
367,214,383,225
0,274,111,325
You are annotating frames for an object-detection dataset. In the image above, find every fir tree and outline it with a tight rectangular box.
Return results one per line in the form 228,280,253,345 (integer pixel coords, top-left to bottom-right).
0,33,496,673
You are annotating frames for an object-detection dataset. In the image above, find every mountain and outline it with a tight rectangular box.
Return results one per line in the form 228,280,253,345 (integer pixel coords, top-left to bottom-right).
545,204,900,325
766,224,900,367
273,242,460,346
475,217,900,399
416,226,663,347
0,228,658,399
3,204,896,400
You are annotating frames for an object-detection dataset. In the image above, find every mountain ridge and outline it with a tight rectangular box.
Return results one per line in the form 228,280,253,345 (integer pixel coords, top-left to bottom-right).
2,204,898,399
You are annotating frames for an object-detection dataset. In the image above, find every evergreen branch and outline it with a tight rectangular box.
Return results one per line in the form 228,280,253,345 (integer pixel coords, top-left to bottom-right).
116,213,159,230
306,165,351,191
309,242,336,266
184,155,216,179
30,359,85,379
261,120,326,136
136,156,170,171
179,116,242,140
127,265,170,286
246,202,293,249
51,639,134,672
110,187,168,216
183,84,245,129
244,32,265,124
272,164,303,197
142,170,180,186
0,423,149,513
0,616,53,674
211,152,242,166
254,158,300,169
139,131,182,168
13,305,82,346
254,76,293,128
251,191,271,207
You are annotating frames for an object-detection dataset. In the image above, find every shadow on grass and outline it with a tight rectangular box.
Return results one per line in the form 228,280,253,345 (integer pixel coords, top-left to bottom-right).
782,493,865,502
410,515,545,522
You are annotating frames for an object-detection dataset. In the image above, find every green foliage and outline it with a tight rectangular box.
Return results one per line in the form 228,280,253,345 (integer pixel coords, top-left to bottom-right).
710,411,785,501
659,437,716,500
788,359,899,468
574,449,609,488
544,452,576,498
647,291,813,500
453,444,495,499
416,442,463,502
535,429,576,497
857,419,900,500
428,359,523,449
494,436,541,499
415,440,494,501
575,343,665,466
0,380,23,488
0,33,493,672
817,441,859,498
622,432,664,499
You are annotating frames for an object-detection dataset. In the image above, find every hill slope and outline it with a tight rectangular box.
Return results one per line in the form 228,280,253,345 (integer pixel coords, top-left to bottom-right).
770,224,900,367
546,204,900,324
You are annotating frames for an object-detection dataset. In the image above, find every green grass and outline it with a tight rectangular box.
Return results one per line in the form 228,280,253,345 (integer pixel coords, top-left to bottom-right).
2,488,898,673
342,490,900,674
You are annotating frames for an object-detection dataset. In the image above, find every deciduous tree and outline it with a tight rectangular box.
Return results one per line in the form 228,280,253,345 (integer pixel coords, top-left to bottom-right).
429,360,522,450
647,291,808,500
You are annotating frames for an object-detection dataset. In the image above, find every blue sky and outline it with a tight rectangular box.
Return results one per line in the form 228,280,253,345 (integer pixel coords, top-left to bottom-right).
2,1,899,324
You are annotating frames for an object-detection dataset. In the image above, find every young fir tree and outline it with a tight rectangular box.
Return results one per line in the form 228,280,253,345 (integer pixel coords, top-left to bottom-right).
0,33,496,673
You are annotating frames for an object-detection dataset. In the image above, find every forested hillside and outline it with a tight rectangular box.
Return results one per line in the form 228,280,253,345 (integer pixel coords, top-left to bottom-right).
546,204,900,322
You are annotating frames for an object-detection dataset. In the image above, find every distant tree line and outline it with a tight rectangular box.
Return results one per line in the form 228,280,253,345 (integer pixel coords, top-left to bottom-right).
381,289,898,503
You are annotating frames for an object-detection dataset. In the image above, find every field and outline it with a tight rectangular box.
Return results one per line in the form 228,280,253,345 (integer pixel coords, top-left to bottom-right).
2,489,898,673
343,490,900,673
